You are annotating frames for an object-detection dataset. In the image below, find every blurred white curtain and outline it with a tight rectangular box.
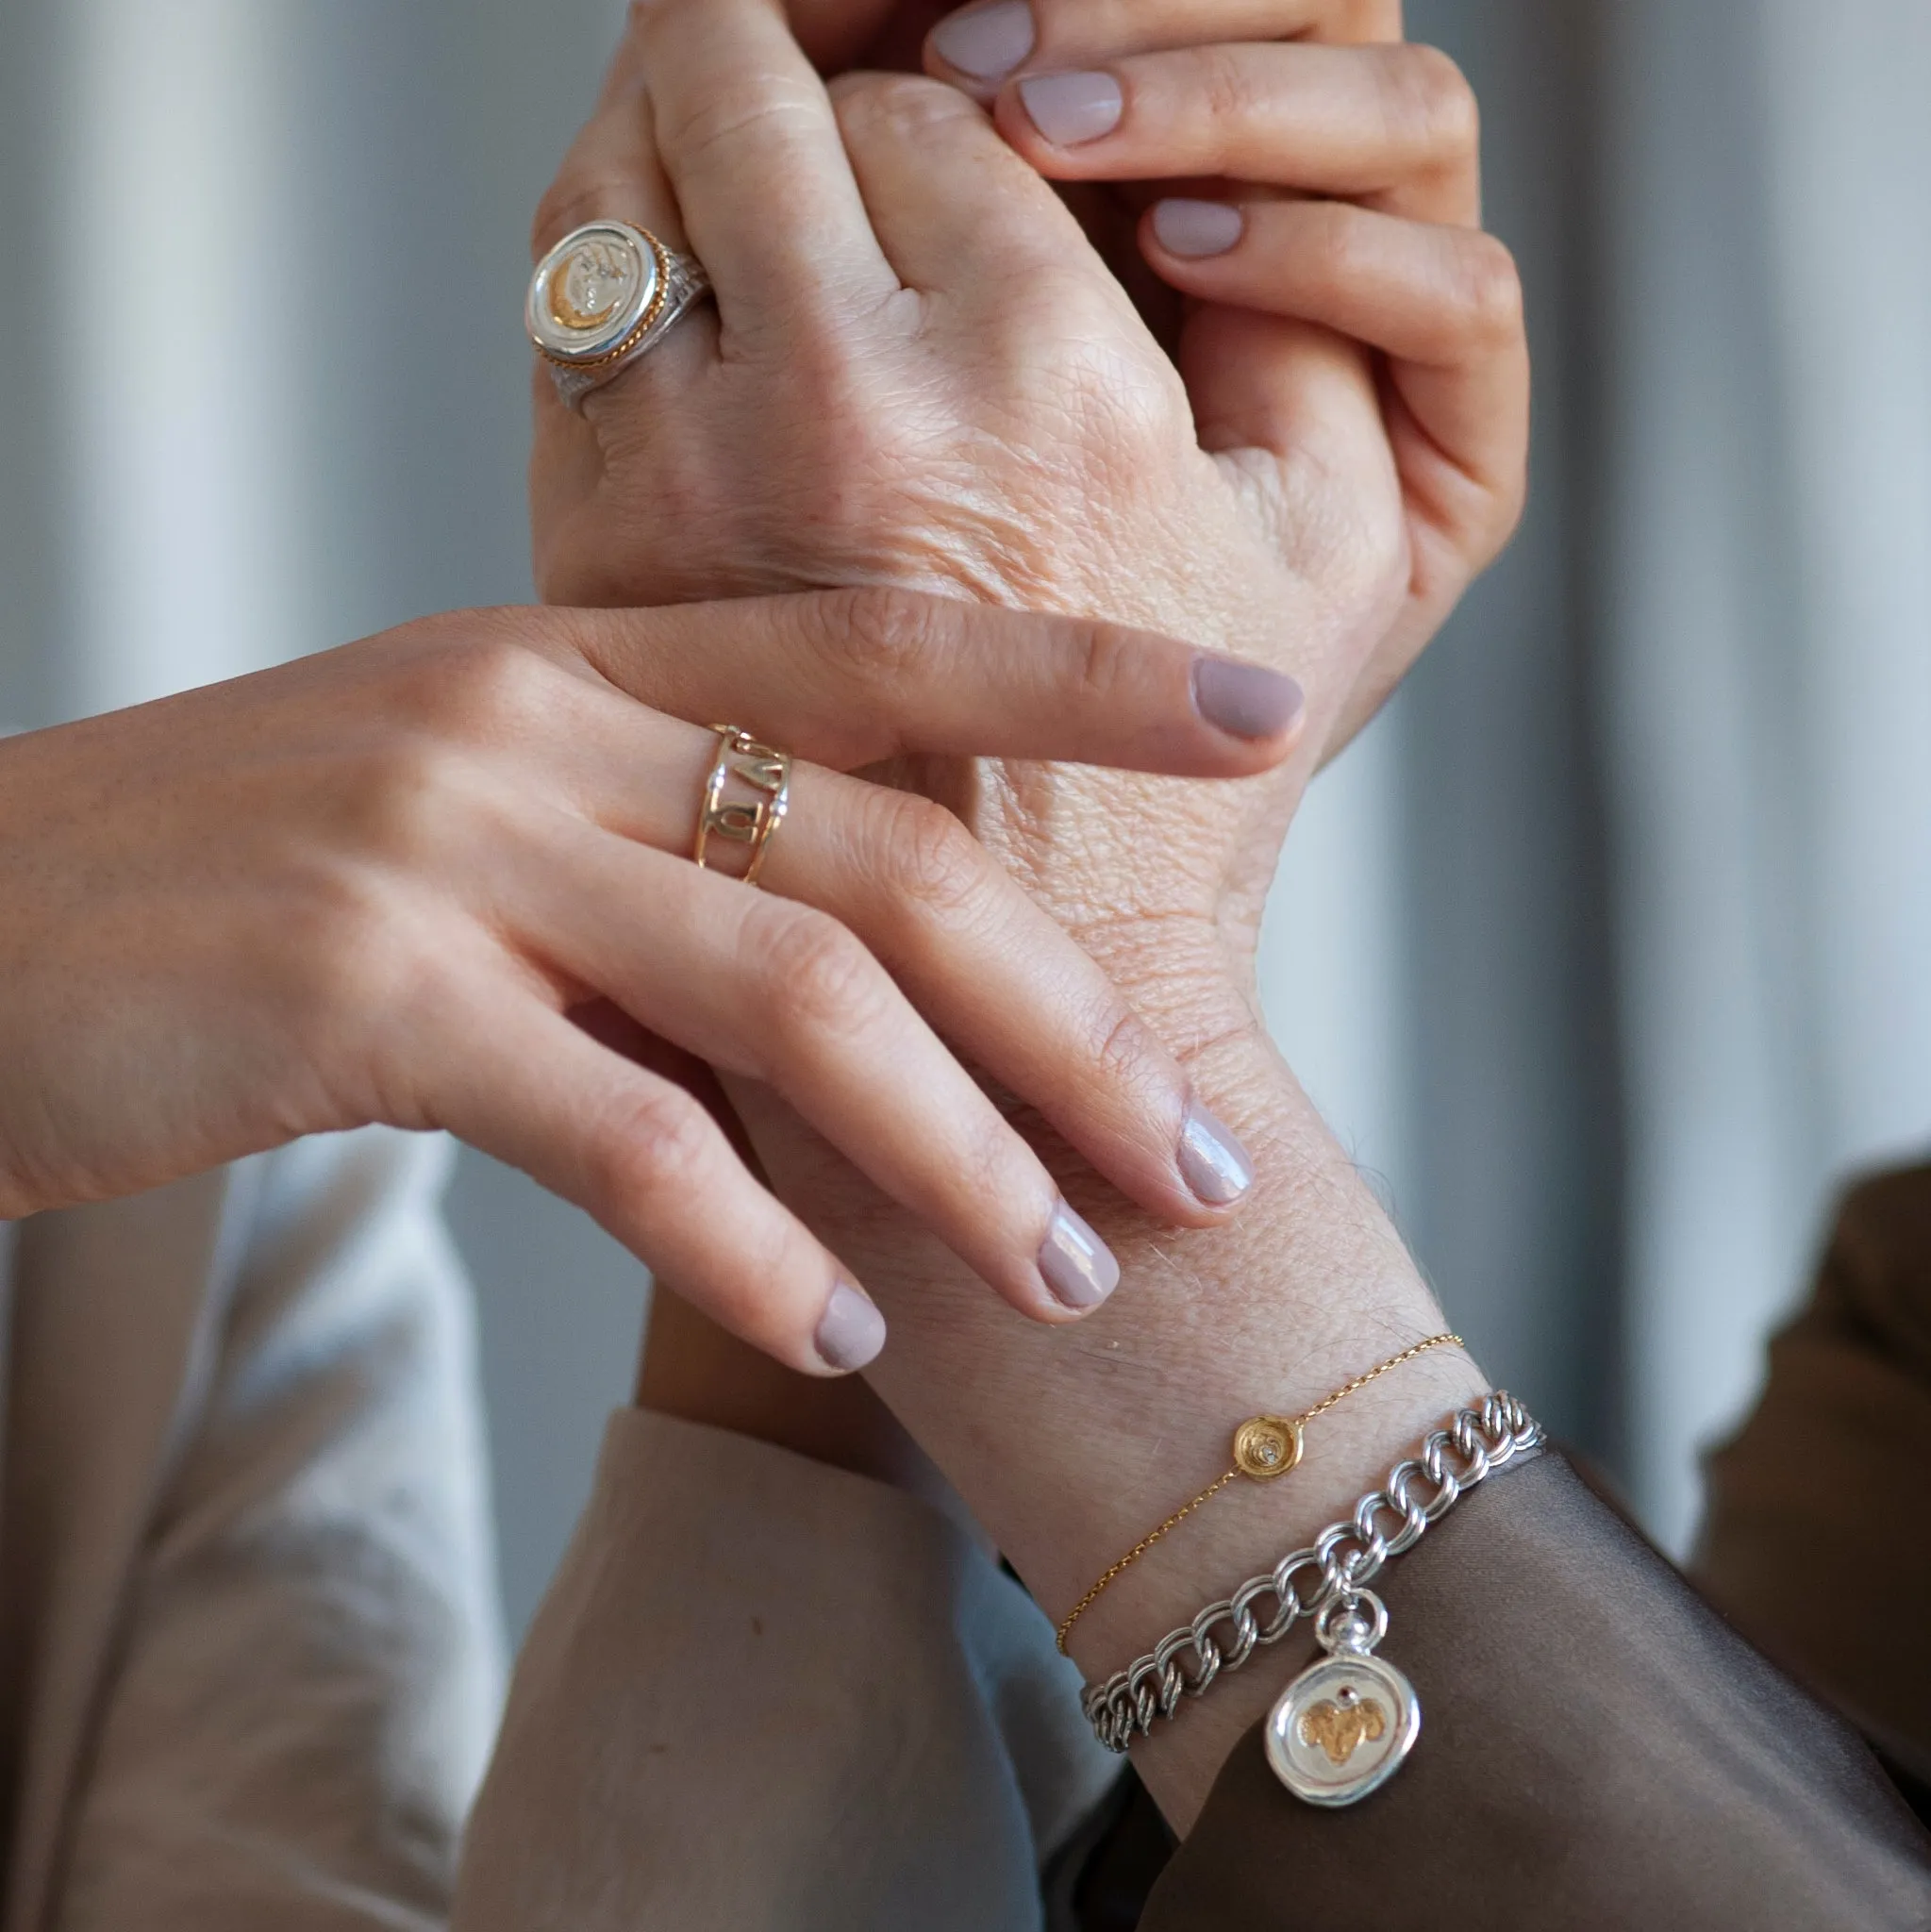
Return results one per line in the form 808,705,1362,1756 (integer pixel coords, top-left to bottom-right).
1599,0,1931,1543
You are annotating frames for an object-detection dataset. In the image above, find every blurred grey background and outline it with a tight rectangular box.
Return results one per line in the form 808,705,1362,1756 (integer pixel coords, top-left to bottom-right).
1,0,1925,1636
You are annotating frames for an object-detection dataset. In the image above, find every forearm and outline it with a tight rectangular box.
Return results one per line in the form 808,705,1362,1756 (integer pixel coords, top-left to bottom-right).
748,1002,1486,1830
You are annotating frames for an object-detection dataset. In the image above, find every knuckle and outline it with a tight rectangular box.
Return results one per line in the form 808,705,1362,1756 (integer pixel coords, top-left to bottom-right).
1454,231,1526,343
833,71,978,145
1195,45,1271,129
530,178,620,262
1090,1000,1170,1096
1388,43,1480,159
593,1085,719,1209
1301,202,1373,301
877,792,990,923
339,734,470,868
658,73,826,175
382,623,555,741
816,585,948,688
958,1109,1029,1209
1071,620,1135,708
760,905,890,1043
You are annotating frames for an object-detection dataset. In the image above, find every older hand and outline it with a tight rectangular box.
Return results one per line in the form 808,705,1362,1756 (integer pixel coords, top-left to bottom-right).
0,592,1297,1369
530,0,1523,1028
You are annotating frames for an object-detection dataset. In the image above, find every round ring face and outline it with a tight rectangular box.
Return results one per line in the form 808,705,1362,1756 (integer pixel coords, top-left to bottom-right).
527,222,659,364
1265,1653,1420,1807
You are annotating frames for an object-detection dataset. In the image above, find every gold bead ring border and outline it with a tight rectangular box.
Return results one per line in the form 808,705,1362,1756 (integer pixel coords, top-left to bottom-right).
1055,1333,1464,1654
693,725,791,888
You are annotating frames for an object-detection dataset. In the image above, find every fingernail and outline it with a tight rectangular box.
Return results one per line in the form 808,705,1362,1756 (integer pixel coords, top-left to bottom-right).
931,0,1035,83
1018,70,1123,146
1152,197,1245,258
815,1278,887,1372
1192,658,1305,741
1038,1201,1121,1310
1177,1100,1257,1207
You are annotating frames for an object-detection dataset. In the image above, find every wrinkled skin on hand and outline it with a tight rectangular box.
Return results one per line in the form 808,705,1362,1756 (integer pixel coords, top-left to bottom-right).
531,0,1419,1029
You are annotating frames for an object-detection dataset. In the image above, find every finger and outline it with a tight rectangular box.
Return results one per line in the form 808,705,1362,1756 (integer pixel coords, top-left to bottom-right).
507,685,1261,1228
827,70,1128,318
558,590,1307,773
1145,200,1527,544
632,0,897,323
924,0,1403,96
764,774,1259,1228
531,8,691,258
423,979,886,1376
994,42,1482,227
510,825,1124,1324
528,8,720,438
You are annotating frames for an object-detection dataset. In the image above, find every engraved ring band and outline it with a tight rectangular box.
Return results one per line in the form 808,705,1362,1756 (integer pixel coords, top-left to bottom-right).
526,219,711,411
693,726,792,889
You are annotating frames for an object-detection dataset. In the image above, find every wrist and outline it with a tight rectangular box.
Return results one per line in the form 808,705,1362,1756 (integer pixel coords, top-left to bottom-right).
840,1031,1488,1826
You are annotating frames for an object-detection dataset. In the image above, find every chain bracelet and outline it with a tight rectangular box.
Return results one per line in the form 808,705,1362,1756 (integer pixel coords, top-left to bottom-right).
1079,1391,1543,1753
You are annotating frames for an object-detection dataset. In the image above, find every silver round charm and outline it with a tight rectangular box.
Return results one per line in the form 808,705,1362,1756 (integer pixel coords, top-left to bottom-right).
1265,1592,1420,1807
525,220,710,410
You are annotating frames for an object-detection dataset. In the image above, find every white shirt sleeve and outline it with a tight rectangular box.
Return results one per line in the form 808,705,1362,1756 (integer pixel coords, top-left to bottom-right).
452,1407,1122,1932
48,1128,507,1932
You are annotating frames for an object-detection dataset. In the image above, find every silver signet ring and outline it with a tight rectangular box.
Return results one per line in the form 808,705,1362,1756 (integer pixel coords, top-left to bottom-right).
526,220,710,411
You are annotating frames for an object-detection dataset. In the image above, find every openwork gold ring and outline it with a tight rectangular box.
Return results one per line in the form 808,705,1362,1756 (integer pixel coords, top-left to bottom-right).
693,725,791,888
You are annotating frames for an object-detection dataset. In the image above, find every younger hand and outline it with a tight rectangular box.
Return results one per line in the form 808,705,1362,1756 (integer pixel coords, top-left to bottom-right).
0,592,1297,1370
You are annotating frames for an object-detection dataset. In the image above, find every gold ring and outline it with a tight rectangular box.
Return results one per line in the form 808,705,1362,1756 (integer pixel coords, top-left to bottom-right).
692,725,791,888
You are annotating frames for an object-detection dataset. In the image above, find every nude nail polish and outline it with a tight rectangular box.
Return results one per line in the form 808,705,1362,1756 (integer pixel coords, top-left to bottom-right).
1177,1100,1257,1207
1152,197,1246,259
815,1278,887,1372
930,1,1036,84
1192,658,1305,741
1038,1201,1121,1310
1018,71,1123,146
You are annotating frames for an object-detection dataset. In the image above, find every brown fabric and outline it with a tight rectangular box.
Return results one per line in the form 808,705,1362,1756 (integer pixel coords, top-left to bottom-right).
1140,1452,1931,1930
1696,1159,1931,1791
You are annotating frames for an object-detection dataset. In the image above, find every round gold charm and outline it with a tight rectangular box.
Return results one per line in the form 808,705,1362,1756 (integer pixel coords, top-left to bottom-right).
1232,1416,1304,1480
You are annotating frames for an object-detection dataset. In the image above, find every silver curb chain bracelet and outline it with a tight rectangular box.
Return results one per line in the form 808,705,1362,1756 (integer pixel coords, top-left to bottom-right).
1078,1391,1544,1806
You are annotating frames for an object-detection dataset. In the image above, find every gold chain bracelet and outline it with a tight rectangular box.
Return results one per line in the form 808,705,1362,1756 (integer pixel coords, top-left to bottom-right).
1054,1333,1464,1653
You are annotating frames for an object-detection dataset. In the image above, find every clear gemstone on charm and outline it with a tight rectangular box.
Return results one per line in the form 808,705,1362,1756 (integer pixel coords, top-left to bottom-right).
1255,1440,1281,1466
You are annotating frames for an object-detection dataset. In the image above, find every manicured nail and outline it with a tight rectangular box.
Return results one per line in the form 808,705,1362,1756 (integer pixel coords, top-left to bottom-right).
1192,658,1305,741
1018,70,1123,146
1038,1201,1121,1310
1152,197,1245,258
1177,1100,1257,1207
815,1278,887,1372
931,0,1036,83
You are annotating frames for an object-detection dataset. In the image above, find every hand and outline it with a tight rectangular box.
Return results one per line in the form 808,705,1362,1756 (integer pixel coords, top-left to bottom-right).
555,0,1516,1823
531,0,1524,1016
952,0,1528,751
790,0,1524,759
0,591,1301,1370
